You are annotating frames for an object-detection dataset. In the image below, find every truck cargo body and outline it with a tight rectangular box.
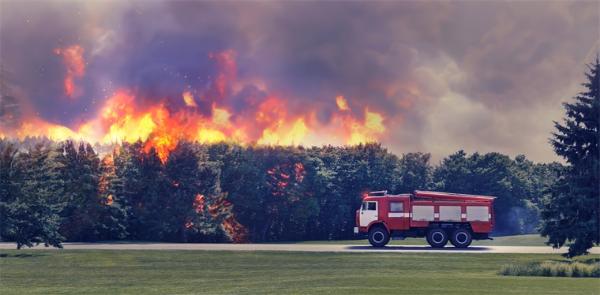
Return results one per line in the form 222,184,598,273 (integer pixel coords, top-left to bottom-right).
355,191,495,248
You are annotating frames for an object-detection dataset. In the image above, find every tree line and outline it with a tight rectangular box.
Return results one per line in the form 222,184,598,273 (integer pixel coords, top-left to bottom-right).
0,139,560,247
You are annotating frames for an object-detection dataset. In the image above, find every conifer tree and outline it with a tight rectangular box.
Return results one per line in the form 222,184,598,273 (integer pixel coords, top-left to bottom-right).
95,153,128,240
541,59,599,257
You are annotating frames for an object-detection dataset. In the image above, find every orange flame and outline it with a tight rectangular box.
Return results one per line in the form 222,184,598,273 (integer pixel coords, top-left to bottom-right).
2,49,388,163
193,193,248,242
54,45,85,98
182,91,197,107
336,95,350,111
106,194,114,206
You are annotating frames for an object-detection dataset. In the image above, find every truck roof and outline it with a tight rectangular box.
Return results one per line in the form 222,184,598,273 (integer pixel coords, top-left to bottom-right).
364,190,495,202
414,190,495,202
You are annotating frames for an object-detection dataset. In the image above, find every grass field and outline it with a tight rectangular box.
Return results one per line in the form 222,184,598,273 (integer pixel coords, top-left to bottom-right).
297,234,548,246
1,250,598,294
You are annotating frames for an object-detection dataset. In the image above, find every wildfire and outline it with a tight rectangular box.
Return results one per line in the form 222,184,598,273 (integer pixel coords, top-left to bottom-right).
0,45,395,245
54,45,85,98
2,47,388,163
267,162,306,197
347,109,386,145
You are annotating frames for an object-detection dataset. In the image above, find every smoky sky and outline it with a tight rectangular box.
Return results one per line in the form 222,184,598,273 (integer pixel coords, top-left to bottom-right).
1,0,598,162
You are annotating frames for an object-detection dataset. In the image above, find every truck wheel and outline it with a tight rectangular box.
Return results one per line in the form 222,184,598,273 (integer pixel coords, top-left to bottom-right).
426,228,448,248
368,226,390,247
450,228,472,248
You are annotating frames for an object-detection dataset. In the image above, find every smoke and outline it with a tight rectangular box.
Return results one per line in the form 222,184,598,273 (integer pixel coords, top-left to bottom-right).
499,205,540,236
0,1,597,162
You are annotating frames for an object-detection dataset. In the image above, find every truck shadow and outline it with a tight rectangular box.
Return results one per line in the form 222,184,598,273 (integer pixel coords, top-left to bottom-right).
345,245,491,251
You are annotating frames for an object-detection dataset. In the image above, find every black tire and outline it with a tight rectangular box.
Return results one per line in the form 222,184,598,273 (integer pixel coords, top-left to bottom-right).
368,226,390,247
426,228,448,248
450,228,472,248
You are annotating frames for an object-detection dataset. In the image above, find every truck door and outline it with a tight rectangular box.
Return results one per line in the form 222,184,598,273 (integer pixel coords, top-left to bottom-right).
360,201,378,227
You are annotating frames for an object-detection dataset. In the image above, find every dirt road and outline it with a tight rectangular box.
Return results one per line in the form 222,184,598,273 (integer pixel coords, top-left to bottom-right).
1,242,598,254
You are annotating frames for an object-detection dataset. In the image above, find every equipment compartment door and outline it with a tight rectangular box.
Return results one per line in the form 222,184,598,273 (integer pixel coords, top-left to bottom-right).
387,200,409,229
360,201,378,227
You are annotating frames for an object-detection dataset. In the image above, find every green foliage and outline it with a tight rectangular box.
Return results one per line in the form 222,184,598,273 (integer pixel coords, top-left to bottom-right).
163,141,224,242
395,152,433,193
94,152,128,240
57,141,104,241
499,260,600,277
0,137,563,245
541,59,600,257
0,142,64,249
433,151,554,234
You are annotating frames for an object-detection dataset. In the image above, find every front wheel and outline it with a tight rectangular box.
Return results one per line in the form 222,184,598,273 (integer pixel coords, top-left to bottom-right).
426,228,448,248
450,228,472,248
368,226,390,247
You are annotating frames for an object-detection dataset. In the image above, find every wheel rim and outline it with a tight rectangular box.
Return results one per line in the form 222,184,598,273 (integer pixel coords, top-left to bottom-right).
456,232,468,244
373,231,385,243
432,232,444,244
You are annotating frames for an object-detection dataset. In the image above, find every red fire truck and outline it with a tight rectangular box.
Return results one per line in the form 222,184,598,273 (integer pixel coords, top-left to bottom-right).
355,190,495,248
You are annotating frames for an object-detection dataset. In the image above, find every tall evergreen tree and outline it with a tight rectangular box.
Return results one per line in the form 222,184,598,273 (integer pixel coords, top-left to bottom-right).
58,142,102,241
541,59,600,257
94,153,128,240
164,142,224,242
209,143,267,241
120,142,166,240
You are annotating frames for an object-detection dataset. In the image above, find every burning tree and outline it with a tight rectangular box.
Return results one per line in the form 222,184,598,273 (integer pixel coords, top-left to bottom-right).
163,141,226,242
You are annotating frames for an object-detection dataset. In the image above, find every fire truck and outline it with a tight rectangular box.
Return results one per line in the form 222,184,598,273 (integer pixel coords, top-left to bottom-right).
354,190,495,248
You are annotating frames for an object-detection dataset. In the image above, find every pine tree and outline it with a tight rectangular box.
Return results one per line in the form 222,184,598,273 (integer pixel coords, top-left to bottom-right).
58,142,102,241
541,59,600,257
208,143,264,241
164,142,224,242
94,152,128,240
117,141,166,240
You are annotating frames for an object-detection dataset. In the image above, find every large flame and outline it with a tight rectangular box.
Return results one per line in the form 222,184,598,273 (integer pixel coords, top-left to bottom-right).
2,47,387,162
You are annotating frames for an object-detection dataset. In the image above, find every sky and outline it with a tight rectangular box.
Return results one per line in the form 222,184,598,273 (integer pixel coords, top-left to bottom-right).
0,1,598,163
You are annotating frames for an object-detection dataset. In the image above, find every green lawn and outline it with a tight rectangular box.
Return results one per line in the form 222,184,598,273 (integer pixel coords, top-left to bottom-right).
1,250,598,294
297,234,548,246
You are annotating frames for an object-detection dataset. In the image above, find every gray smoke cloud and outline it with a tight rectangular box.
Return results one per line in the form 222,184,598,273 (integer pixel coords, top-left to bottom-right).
0,1,597,162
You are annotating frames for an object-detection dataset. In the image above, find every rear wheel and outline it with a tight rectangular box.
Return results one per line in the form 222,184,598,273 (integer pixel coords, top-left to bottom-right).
450,228,472,248
426,228,448,248
368,226,390,247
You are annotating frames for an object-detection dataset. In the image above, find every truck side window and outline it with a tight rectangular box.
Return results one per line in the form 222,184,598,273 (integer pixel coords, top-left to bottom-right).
367,202,377,211
389,202,403,212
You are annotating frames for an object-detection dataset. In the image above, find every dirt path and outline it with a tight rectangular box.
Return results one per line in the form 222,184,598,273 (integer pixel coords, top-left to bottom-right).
1,242,598,254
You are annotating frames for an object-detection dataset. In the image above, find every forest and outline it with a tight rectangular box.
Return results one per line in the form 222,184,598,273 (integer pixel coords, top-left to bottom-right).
0,138,563,246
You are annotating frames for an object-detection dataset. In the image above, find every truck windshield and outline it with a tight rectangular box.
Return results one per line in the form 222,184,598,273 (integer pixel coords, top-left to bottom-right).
361,202,367,210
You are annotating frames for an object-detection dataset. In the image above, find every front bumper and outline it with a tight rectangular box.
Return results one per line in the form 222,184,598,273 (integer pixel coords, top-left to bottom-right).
353,227,359,234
